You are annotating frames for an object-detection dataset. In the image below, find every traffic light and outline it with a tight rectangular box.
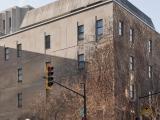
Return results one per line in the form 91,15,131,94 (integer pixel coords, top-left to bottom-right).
82,117,87,120
46,63,54,89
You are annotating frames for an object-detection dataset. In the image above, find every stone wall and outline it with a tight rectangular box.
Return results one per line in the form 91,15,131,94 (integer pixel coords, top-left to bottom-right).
113,2,160,119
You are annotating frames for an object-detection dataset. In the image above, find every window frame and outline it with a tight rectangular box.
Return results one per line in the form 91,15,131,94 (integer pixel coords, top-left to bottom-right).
129,84,135,99
9,17,12,29
96,19,103,40
78,25,84,41
45,35,51,49
118,21,123,36
17,93,22,108
3,19,5,30
78,54,85,70
129,28,134,44
148,40,152,53
129,56,134,71
148,65,152,79
17,44,22,57
18,67,23,82
4,47,9,61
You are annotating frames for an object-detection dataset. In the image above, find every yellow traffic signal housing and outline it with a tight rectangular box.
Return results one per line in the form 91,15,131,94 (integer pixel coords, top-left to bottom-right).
141,105,153,117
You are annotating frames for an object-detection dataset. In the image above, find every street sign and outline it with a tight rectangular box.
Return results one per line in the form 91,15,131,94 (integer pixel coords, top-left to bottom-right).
141,105,153,117
80,107,84,117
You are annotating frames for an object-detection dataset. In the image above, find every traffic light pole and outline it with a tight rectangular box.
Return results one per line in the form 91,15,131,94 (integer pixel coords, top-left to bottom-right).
50,80,87,119
139,91,160,99
82,83,87,120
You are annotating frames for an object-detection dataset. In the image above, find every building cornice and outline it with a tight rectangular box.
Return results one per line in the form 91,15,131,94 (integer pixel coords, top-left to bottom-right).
0,0,157,39
0,0,113,39
113,0,155,31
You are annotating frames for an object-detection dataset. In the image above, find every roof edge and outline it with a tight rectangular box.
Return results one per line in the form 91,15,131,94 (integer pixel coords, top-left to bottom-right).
114,0,154,29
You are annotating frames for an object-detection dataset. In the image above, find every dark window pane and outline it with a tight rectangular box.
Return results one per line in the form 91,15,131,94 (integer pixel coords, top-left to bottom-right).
78,61,85,70
96,19,103,40
18,68,23,82
9,17,11,28
18,93,22,108
78,54,84,62
3,20,5,30
78,25,84,33
97,19,103,28
4,47,9,60
78,25,84,40
78,54,85,70
97,28,103,35
78,34,84,40
17,44,22,57
45,35,51,49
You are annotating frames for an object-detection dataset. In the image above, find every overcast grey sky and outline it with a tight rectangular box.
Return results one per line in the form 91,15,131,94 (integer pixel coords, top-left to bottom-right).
0,0,159,32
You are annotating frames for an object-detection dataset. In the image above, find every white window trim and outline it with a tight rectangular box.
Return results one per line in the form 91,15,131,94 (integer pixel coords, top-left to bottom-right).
129,28,133,43
148,65,152,79
148,40,152,53
118,21,123,36
129,56,134,71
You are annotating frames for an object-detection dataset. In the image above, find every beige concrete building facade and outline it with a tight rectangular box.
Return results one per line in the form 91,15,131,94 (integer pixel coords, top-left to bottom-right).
0,5,33,36
0,0,159,119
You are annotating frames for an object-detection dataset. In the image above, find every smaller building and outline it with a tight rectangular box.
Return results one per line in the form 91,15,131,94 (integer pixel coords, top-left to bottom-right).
0,5,33,36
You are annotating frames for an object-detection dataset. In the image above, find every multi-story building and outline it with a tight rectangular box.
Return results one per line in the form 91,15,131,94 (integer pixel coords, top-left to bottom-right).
0,5,33,36
0,0,160,120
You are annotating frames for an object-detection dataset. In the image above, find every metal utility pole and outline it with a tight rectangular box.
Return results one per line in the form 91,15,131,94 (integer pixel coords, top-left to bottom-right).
81,83,87,120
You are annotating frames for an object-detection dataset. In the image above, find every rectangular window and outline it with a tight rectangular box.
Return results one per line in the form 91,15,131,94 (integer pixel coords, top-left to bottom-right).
149,65,152,79
3,20,5,30
129,56,134,71
4,47,9,61
45,35,51,49
78,54,85,70
148,40,152,53
17,93,22,108
18,68,23,82
78,25,84,40
17,44,22,57
96,19,103,40
129,84,135,99
9,17,11,28
129,28,133,43
118,21,123,36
